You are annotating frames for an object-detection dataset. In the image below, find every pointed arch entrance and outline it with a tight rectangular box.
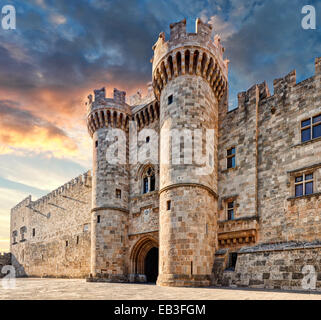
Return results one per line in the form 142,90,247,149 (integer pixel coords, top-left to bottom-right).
130,236,159,283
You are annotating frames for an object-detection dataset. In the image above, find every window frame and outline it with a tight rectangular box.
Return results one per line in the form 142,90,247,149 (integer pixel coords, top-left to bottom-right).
142,166,156,194
227,147,236,169
301,114,321,143
294,172,314,197
227,200,235,221
12,230,18,244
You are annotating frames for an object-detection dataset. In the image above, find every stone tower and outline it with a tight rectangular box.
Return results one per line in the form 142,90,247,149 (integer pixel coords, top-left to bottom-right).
87,88,131,281
152,18,228,286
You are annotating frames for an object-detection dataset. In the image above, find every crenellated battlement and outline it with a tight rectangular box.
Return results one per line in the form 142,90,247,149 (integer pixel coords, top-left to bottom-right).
152,18,228,102
233,57,321,113
11,171,92,213
86,87,132,136
11,195,32,213
86,87,129,113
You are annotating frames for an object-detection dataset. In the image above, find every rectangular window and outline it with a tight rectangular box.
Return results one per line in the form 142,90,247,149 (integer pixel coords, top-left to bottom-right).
97,215,101,223
227,201,235,220
295,173,314,197
83,224,89,232
116,189,122,199
32,228,35,237
301,114,321,142
313,115,321,139
227,147,236,169
167,200,171,211
168,95,173,105
95,140,98,148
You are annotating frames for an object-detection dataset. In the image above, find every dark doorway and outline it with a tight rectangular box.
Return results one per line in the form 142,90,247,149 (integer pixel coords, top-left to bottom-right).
144,247,158,283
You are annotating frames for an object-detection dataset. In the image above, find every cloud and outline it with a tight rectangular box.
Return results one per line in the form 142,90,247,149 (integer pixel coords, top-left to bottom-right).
208,15,236,41
0,100,78,157
50,13,67,25
204,0,321,105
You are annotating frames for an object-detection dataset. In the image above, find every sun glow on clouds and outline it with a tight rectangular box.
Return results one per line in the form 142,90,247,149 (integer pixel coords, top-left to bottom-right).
0,101,78,158
50,14,67,26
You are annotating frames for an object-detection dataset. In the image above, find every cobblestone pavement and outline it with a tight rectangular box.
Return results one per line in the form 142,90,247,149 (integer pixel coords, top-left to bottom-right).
0,278,321,300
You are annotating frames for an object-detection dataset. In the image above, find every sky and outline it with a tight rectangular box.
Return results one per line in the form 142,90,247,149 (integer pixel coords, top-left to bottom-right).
0,0,321,251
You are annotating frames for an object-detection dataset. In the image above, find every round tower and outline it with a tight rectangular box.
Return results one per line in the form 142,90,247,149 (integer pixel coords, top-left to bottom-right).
86,87,130,282
152,18,228,287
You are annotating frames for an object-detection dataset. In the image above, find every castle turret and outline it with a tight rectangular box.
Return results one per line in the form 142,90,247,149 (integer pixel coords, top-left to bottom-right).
152,18,228,286
86,87,131,282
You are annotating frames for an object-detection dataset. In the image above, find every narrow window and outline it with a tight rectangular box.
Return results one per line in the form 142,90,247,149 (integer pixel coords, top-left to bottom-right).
301,119,311,142
12,230,17,244
143,177,149,194
168,95,173,105
142,166,155,194
295,173,314,197
32,228,35,237
146,136,150,143
227,201,235,220
95,140,98,148
167,200,171,211
97,215,101,223
150,174,155,192
66,241,68,247
227,147,236,169
116,189,122,199
312,114,321,139
76,236,79,245
20,226,26,241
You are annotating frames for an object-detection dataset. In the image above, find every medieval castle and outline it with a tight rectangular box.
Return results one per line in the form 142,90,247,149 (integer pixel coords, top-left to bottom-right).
8,18,321,290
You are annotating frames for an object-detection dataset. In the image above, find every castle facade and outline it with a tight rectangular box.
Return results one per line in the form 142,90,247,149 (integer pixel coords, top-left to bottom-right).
10,19,321,290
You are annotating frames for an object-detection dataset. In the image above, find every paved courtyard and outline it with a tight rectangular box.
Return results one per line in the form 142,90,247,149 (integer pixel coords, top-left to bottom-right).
0,278,321,300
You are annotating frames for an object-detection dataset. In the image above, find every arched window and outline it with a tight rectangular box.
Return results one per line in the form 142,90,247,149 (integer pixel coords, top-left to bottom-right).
142,167,156,194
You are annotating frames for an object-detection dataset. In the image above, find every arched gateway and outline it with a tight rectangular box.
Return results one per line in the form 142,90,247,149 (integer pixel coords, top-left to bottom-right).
130,236,159,283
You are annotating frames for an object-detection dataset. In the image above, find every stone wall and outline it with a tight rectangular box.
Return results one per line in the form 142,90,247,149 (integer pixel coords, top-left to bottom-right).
129,101,160,237
157,72,220,287
257,60,321,243
10,172,92,278
217,58,321,250
215,242,321,291
218,84,262,222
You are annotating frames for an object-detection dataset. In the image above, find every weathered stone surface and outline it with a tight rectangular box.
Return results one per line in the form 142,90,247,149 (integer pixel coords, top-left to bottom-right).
8,17,321,291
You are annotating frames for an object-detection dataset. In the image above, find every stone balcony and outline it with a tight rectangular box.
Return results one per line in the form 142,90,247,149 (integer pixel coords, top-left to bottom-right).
218,216,259,249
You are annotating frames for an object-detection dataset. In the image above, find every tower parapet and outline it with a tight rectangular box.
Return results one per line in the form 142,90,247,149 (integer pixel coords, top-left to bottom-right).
86,88,131,137
152,18,228,101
